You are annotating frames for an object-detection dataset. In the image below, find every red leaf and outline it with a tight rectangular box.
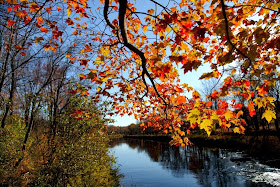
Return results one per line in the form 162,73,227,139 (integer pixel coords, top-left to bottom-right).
233,103,243,109
7,7,12,12
80,59,89,66
69,90,77,94
206,101,213,107
40,27,49,33
7,19,15,27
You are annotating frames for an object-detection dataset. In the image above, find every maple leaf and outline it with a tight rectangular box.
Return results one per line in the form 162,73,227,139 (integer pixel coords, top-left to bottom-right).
176,95,186,105
233,103,243,109
80,59,89,66
7,18,15,27
233,126,245,134
192,90,200,99
78,73,87,80
36,17,43,27
206,101,212,107
181,60,201,73
224,111,233,121
66,18,74,25
40,27,49,33
200,119,212,136
262,110,276,123
199,70,221,80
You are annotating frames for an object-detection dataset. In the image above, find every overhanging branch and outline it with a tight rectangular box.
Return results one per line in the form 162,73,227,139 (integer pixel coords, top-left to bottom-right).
118,0,168,113
221,0,253,74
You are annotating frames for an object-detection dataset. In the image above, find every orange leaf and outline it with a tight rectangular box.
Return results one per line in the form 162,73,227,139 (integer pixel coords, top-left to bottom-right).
40,27,49,33
176,95,186,105
206,101,213,107
7,19,15,27
36,17,43,27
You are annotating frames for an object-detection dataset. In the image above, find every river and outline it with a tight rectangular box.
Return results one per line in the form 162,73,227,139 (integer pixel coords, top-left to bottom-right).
109,138,280,187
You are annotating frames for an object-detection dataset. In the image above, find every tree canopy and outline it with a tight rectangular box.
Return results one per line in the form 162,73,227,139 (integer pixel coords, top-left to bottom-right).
2,0,280,146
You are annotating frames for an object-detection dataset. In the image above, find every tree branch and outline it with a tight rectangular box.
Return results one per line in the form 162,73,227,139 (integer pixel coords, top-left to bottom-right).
104,0,121,42
118,0,168,113
221,0,253,74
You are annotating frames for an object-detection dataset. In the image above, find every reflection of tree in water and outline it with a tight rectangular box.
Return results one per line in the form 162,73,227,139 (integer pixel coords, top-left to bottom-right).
110,138,254,186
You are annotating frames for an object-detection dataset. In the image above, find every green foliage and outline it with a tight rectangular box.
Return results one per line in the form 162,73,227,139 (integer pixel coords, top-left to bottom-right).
0,96,121,186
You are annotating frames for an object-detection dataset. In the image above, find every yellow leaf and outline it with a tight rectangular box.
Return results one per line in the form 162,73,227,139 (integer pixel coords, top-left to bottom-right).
166,26,172,33
143,25,148,33
178,130,185,136
253,97,263,109
233,127,239,133
200,119,212,136
262,110,276,123
211,113,219,120
230,69,236,75
96,86,101,92
189,108,200,116
233,126,245,134
236,110,243,118
224,111,233,121
99,47,110,57
181,42,189,51
67,8,71,17
102,76,109,82
265,96,275,107
189,116,201,125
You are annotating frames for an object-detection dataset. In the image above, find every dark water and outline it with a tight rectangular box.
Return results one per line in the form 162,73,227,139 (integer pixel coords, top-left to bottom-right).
109,138,280,187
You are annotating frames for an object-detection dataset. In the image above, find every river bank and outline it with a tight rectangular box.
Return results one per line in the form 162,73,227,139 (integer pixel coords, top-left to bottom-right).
116,134,280,169
110,137,280,186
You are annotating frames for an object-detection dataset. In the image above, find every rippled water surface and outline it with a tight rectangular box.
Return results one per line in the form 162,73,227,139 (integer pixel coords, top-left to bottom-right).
109,138,280,187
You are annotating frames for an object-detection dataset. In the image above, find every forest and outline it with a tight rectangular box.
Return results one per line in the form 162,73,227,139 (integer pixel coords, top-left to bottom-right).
1,0,280,186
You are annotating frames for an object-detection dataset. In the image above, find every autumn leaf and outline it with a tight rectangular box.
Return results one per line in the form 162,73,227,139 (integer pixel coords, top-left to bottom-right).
7,18,14,27
224,111,233,121
200,119,212,136
176,95,186,105
199,70,221,80
36,17,43,27
262,110,276,123
206,101,212,107
40,27,49,33
66,18,74,25
192,90,200,99
233,126,245,134
78,74,87,80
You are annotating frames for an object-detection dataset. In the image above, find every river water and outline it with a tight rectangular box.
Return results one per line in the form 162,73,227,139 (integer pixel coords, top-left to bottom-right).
109,138,280,187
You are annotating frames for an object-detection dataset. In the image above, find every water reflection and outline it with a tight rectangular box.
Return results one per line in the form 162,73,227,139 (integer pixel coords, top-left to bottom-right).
110,138,279,187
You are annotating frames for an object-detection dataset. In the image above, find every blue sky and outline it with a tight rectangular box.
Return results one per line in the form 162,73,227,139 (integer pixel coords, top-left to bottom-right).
102,0,213,126
112,64,211,126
